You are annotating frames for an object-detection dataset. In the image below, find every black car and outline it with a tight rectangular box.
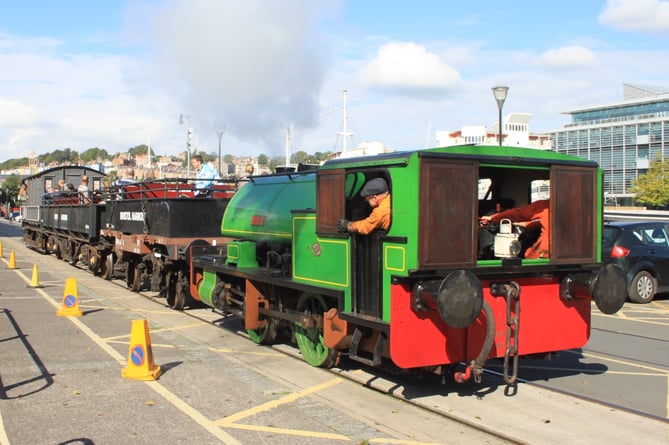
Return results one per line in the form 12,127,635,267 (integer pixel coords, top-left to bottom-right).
602,221,669,303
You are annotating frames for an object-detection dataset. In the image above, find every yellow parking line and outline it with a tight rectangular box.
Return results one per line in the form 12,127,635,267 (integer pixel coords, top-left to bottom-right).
223,422,350,441
493,363,667,377
215,378,343,425
577,350,669,374
651,301,669,314
150,322,208,333
594,312,669,327
209,347,284,357
213,378,356,441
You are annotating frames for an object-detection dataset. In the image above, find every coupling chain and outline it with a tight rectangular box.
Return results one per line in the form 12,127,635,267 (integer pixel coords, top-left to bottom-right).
503,281,520,384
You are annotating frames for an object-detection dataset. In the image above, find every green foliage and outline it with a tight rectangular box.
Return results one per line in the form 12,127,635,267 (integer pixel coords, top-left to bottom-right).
38,148,79,165
129,144,156,157
199,152,216,163
257,153,268,166
268,156,284,172
0,158,29,170
80,147,111,163
630,156,669,207
1,174,22,202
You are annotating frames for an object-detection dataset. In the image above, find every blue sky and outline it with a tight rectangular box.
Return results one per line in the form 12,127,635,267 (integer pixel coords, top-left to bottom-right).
0,0,668,162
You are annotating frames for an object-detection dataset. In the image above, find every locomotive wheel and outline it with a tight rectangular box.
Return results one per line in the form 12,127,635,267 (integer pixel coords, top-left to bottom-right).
294,293,339,368
247,319,278,345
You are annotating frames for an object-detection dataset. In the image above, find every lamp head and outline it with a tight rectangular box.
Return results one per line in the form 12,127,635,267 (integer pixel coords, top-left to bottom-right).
492,86,509,108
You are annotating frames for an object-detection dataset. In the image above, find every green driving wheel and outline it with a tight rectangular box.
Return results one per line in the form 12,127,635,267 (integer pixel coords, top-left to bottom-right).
294,293,339,368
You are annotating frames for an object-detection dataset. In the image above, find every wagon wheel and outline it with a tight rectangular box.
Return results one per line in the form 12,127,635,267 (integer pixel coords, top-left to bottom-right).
50,237,62,259
126,261,142,292
294,292,339,368
101,254,114,281
165,271,177,308
170,270,188,310
84,246,100,275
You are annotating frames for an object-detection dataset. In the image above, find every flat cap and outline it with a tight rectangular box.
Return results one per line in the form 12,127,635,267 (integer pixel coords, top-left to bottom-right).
360,178,388,197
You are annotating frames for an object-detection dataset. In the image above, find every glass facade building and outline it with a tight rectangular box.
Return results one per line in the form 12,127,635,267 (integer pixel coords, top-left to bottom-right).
549,84,669,205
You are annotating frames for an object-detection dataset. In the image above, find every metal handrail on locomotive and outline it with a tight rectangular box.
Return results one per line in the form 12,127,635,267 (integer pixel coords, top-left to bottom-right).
189,145,627,384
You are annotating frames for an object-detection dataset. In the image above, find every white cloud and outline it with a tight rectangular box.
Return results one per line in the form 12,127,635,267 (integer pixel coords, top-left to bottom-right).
537,46,598,70
599,0,669,35
0,97,38,127
359,42,461,97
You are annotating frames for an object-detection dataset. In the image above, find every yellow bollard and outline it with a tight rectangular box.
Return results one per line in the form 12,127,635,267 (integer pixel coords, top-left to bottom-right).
8,249,16,269
29,264,41,288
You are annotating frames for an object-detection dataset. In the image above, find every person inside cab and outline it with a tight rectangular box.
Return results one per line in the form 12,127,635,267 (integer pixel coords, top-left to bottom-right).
479,199,550,259
337,177,391,235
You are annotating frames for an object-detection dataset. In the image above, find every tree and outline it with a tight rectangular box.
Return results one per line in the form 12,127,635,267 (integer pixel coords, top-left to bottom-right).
291,150,309,164
257,153,268,166
80,147,110,163
1,174,22,203
268,156,284,172
630,156,669,208
129,145,154,157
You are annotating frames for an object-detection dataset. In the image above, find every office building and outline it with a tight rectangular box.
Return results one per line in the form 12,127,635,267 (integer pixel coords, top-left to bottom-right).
549,83,669,206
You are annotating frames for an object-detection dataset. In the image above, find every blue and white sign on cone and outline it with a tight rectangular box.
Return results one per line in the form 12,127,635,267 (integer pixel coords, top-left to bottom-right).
121,319,161,381
57,278,83,317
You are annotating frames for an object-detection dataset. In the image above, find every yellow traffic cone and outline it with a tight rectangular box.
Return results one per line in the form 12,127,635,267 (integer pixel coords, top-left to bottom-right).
57,277,83,317
8,249,16,269
29,264,41,288
0,241,4,257
121,319,161,381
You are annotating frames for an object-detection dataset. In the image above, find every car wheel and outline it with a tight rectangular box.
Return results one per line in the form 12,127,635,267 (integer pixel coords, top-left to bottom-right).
629,271,656,304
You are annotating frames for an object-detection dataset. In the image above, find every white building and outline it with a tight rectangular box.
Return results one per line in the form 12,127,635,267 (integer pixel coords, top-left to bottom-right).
435,112,551,149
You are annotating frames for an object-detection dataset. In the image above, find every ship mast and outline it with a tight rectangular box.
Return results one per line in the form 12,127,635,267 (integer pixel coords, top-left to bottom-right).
284,123,293,167
337,88,353,154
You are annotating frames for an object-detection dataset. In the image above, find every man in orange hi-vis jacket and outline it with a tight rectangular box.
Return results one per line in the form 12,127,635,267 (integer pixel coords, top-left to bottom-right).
480,199,550,259
337,178,391,235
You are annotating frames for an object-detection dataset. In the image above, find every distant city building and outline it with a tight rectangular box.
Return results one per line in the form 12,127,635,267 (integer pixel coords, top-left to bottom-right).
435,113,551,149
549,83,669,205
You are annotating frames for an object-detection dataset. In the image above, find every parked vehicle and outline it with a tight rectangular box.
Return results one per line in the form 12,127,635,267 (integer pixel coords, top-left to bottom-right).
602,221,669,303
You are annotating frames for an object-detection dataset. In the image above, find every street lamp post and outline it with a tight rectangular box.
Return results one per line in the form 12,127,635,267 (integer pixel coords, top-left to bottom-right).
216,126,226,177
492,86,509,146
179,113,192,177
